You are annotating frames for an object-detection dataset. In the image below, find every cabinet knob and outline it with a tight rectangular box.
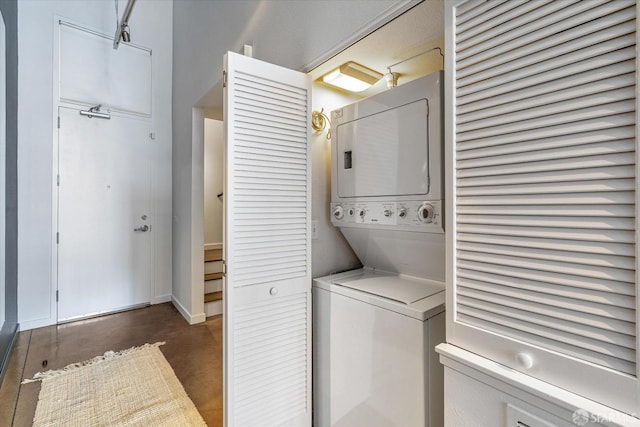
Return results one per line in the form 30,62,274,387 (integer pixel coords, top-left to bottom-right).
516,352,534,369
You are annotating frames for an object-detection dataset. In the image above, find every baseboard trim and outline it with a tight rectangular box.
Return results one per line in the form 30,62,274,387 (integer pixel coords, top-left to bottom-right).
151,294,172,305
204,242,223,251
0,322,19,388
171,296,206,325
19,317,55,331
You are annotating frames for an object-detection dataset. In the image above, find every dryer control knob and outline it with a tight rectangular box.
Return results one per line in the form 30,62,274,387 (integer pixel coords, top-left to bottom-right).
332,206,344,220
418,203,434,223
398,208,407,218
383,209,393,217
358,209,366,218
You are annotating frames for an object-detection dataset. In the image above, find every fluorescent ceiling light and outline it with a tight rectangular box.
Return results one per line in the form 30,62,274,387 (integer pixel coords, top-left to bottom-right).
322,62,383,92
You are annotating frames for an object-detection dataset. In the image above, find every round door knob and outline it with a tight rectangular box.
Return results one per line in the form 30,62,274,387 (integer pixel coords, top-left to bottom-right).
269,287,279,296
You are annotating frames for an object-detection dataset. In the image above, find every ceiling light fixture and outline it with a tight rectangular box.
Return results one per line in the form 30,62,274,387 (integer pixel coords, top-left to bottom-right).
322,62,383,93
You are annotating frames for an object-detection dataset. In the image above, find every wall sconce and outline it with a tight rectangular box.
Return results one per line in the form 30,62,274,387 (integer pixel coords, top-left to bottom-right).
321,62,383,93
311,108,331,140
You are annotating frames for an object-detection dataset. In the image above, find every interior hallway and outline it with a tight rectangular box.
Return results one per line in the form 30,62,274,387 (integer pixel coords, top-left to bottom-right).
0,304,223,426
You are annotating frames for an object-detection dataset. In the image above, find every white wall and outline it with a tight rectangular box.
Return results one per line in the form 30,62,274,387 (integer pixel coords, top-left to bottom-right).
311,85,362,277
171,0,418,322
18,0,173,330
204,119,223,245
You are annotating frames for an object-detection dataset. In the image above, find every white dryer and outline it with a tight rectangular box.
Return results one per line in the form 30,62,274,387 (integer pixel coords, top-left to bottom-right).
314,71,445,426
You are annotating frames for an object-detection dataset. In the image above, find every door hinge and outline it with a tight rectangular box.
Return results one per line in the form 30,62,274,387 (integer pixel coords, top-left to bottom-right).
56,174,60,186
56,232,59,244
57,116,60,129
223,70,227,88
56,290,59,302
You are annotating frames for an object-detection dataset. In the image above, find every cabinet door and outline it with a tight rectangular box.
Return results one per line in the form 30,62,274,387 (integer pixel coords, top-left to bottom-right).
445,0,640,414
223,51,312,427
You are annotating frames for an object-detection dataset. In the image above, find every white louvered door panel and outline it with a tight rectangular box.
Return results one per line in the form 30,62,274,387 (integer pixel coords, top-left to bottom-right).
223,52,311,427
446,0,640,415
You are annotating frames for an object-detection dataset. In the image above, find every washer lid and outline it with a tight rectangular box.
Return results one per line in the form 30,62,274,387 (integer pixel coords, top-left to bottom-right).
334,275,443,305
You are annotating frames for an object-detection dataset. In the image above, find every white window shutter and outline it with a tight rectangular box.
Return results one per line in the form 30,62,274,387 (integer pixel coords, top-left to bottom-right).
446,0,639,414
223,51,312,427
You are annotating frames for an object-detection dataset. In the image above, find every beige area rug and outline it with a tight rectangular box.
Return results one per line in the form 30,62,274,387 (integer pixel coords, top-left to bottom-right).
22,342,207,427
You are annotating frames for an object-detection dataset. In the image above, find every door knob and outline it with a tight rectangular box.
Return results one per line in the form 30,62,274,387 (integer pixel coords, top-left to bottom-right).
134,225,150,232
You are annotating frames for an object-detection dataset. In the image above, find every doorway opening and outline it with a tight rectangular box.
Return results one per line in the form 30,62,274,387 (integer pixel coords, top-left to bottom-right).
203,118,224,317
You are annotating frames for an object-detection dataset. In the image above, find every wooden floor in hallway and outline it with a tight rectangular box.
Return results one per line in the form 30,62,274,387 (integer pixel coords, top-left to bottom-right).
0,303,223,426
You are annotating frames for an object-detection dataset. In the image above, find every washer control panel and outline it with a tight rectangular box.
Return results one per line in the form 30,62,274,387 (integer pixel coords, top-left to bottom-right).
331,200,443,233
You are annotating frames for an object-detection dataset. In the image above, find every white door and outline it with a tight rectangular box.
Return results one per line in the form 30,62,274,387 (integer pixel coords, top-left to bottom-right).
223,52,312,426
57,106,152,322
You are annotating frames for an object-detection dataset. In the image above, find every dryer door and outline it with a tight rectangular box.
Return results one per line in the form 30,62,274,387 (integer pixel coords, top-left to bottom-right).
223,51,312,427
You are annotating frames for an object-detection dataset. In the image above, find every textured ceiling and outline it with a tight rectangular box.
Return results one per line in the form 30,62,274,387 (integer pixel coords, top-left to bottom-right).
308,0,445,98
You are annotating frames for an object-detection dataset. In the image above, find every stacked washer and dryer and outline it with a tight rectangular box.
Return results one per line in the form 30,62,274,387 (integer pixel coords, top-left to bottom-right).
313,71,446,427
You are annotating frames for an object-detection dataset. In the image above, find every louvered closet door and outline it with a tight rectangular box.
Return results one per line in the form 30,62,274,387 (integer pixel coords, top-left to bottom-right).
223,52,311,427
446,0,639,414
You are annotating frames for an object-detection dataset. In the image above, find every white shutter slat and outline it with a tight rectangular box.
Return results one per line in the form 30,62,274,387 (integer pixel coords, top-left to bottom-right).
458,241,634,270
458,269,636,310
449,0,638,413
235,151,306,166
457,1,634,69
457,223,634,244
458,98,635,139
457,251,634,284
456,0,555,46
459,131,635,161
458,215,634,233
458,75,636,126
458,164,634,185
457,192,634,207
457,260,634,297
456,0,506,23
235,137,306,156
457,179,634,196
457,204,635,218
458,63,636,115
456,114,636,151
225,52,311,426
457,40,636,97
457,100,635,142
234,295,308,425
458,139,635,168
456,293,635,349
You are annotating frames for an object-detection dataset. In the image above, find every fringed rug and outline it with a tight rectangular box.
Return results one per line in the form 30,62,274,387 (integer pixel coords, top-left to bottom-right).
22,342,207,427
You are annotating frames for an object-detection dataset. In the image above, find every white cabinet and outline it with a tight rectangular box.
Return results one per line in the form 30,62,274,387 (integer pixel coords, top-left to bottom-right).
441,0,640,423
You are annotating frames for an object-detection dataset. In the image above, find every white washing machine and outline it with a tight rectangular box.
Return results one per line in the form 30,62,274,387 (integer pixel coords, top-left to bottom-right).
314,71,446,426
313,268,445,427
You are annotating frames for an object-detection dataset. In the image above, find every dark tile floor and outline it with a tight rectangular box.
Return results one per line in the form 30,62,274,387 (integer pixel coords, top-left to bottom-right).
0,303,223,427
